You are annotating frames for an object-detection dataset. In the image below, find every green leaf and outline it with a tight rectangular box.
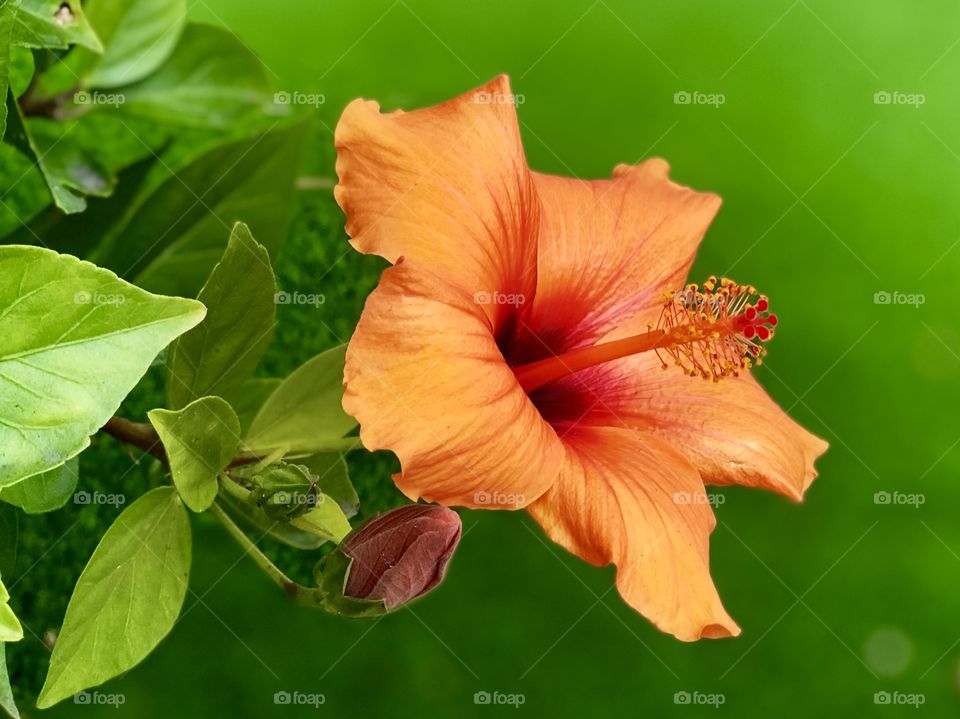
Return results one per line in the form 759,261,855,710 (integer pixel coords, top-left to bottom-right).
0,4,15,141
60,0,186,88
10,0,101,52
148,397,240,512
37,486,191,709
230,378,281,437
217,491,327,551
166,222,276,411
96,119,308,298
0,644,20,719
244,345,357,457
288,495,351,544
0,578,21,643
115,22,270,129
3,95,113,213
0,457,78,513
0,246,206,486
299,452,358,519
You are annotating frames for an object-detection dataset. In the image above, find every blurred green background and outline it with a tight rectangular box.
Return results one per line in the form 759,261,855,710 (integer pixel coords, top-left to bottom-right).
14,0,960,716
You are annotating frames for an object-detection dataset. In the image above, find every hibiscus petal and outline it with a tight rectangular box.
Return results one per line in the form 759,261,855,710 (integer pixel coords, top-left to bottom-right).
535,350,828,501
343,261,564,509
505,161,720,364
334,75,539,328
528,425,739,641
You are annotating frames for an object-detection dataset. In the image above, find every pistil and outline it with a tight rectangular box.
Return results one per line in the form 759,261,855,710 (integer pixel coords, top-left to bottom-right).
513,277,777,394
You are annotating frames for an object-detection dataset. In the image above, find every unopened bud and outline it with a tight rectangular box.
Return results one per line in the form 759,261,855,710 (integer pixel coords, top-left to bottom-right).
318,505,461,616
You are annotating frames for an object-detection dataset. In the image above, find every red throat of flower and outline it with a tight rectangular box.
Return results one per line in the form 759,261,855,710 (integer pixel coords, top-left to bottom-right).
513,277,778,394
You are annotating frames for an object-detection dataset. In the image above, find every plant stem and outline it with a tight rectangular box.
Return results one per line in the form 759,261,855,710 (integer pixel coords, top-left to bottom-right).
209,503,322,605
100,416,167,464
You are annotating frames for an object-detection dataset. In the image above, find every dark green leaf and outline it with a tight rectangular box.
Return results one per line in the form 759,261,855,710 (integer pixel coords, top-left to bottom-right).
10,0,102,52
115,22,270,128
60,0,186,87
96,119,308,297
166,222,276,410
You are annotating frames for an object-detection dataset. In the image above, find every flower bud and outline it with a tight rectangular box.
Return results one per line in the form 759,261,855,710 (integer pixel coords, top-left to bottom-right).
318,505,461,615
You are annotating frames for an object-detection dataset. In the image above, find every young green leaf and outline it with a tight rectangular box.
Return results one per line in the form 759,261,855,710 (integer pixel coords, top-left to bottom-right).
114,23,270,128
244,345,358,457
166,223,276,411
148,397,240,512
10,0,102,52
289,495,351,544
0,579,22,643
59,0,186,88
0,644,19,719
0,246,205,486
0,457,78,514
299,452,359,519
36,487,191,709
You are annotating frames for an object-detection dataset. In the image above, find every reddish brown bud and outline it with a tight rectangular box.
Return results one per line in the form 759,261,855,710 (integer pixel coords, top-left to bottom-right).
339,505,461,610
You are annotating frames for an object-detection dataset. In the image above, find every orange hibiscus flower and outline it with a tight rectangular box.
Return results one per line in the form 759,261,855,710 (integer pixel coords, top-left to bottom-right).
334,76,828,641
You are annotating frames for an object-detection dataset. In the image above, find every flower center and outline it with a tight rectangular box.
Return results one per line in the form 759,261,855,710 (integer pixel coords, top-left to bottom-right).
513,277,777,394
